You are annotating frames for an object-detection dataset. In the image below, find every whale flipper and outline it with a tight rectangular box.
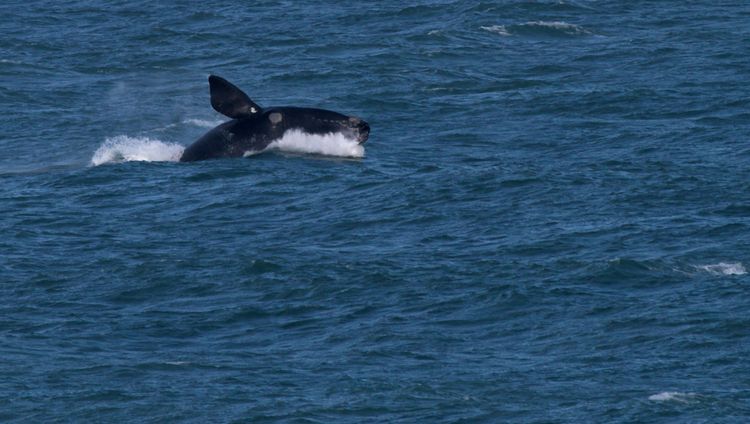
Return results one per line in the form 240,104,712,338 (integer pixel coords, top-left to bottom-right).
208,75,262,119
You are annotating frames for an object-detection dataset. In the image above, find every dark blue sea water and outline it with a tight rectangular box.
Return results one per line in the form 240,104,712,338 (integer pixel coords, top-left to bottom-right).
3,1,750,421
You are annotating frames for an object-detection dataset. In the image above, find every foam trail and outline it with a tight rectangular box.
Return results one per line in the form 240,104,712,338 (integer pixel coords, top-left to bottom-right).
267,129,364,158
698,262,746,276
91,135,184,166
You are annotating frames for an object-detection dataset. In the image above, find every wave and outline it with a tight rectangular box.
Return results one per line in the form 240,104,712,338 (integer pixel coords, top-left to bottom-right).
584,258,747,285
90,136,184,166
267,129,365,158
648,392,697,402
481,21,592,38
697,262,746,276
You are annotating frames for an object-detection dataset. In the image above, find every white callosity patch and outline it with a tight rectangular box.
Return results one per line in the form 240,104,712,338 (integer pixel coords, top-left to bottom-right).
267,129,364,158
91,135,184,165
269,112,283,124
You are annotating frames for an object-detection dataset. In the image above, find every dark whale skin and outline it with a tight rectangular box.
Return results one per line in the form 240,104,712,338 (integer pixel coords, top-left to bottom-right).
180,76,369,162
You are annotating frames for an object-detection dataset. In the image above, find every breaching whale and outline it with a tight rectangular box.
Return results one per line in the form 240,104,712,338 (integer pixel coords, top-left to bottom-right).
180,75,370,162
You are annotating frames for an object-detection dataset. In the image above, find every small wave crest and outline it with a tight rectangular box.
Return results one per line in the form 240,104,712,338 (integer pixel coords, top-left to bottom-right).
183,118,225,129
482,21,592,38
697,262,746,276
481,25,512,36
91,135,184,166
648,392,697,403
267,129,364,158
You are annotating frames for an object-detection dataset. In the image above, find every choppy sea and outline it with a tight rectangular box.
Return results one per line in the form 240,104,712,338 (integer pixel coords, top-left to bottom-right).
2,1,750,422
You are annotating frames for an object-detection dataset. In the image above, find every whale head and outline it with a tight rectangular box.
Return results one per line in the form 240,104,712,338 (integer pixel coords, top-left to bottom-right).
348,116,371,144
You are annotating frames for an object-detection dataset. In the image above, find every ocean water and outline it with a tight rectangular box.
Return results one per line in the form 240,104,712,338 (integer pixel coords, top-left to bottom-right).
2,0,750,421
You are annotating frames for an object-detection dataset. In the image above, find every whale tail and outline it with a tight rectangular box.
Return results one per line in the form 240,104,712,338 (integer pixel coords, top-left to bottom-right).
208,75,263,119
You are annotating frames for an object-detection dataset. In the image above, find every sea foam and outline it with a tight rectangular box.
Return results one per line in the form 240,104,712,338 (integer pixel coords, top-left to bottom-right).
91,135,185,166
267,129,365,158
697,262,747,276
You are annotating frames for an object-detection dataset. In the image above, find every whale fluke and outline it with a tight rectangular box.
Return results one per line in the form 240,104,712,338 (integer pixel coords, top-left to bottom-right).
208,75,262,119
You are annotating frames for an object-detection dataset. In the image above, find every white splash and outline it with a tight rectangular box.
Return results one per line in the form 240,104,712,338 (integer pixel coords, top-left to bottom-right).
267,129,364,158
648,392,697,403
183,118,225,129
698,262,747,276
91,135,184,166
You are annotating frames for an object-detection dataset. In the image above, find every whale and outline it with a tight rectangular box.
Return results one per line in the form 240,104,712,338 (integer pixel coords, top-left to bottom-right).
180,75,370,162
